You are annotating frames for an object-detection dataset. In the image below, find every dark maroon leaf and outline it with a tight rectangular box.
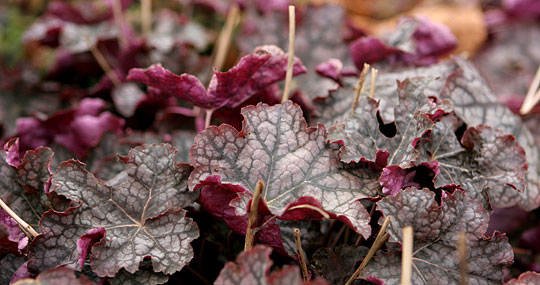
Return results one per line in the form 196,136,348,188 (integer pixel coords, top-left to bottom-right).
128,45,305,110
13,266,93,285
189,101,380,238
363,188,513,284
28,144,199,277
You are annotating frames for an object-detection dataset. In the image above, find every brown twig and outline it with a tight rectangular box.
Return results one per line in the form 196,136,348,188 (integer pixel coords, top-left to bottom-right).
112,0,127,49
401,226,413,285
141,0,152,38
369,68,378,99
84,35,121,87
458,232,468,285
345,216,392,285
350,63,370,115
244,181,264,251
204,109,214,128
213,5,240,71
0,198,39,239
520,65,540,115
281,5,296,103
294,228,309,282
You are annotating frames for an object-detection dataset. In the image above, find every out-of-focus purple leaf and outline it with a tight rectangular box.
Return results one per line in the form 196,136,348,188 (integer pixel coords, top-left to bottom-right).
13,266,93,285
111,83,146,118
14,98,124,158
239,4,352,100
350,16,457,68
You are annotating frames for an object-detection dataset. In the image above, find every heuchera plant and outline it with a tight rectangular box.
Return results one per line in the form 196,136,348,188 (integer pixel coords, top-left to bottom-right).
3,1,540,284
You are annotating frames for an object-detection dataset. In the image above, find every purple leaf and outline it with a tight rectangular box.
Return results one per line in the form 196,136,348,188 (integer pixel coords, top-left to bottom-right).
208,45,306,109
15,98,124,158
128,45,305,110
440,58,540,211
0,145,59,228
28,144,199,277
0,210,27,255
349,36,401,67
127,64,209,107
363,188,513,284
189,101,380,238
416,115,528,210
349,16,457,68
327,78,451,166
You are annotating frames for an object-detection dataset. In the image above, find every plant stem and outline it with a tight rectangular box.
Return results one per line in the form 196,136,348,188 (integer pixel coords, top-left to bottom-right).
369,68,378,99
350,63,370,115
281,5,296,103
204,109,214,129
520,65,540,115
213,5,239,71
458,232,468,285
141,0,152,38
112,0,127,49
294,228,309,282
244,181,264,251
0,198,39,239
85,35,121,87
401,226,413,285
345,215,391,285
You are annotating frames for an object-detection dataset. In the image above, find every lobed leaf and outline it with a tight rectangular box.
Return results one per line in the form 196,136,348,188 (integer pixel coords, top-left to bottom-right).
28,144,199,277
189,101,381,238
328,78,452,167
363,188,513,284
